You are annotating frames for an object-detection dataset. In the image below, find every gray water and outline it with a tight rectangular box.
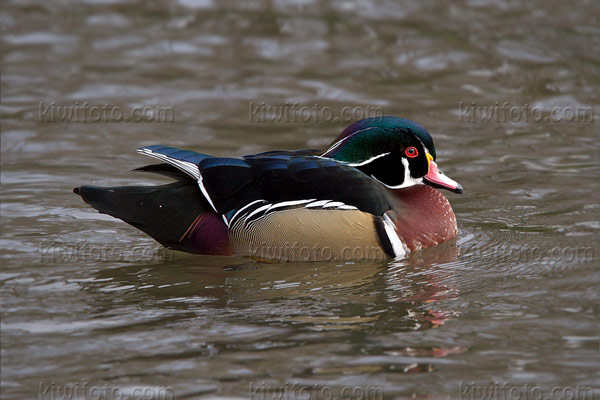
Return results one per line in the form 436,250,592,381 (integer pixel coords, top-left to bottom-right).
1,1,599,399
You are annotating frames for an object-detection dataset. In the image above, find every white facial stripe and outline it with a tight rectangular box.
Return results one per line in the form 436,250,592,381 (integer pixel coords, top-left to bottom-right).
347,152,390,167
371,158,423,190
322,127,378,155
409,135,429,156
322,135,350,155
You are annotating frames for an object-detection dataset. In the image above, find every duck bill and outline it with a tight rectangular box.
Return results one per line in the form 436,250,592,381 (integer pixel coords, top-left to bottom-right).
423,156,463,194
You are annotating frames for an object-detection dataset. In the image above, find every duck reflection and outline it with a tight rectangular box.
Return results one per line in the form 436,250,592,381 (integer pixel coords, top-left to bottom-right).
78,239,462,375
81,239,460,329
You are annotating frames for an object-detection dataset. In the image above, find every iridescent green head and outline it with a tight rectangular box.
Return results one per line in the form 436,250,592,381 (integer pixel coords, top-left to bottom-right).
322,116,462,193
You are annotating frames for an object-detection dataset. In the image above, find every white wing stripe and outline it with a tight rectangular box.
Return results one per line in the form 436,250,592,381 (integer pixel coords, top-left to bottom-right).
137,148,220,219
198,176,219,216
137,148,201,180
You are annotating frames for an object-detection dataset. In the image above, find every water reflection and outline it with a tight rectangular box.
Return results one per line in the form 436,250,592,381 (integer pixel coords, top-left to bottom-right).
62,242,464,384
81,239,459,332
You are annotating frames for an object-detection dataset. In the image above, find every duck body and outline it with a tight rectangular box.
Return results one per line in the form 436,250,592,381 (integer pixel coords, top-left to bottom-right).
75,117,462,261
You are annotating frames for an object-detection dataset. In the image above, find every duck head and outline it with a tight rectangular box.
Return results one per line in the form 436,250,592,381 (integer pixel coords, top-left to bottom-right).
321,116,463,194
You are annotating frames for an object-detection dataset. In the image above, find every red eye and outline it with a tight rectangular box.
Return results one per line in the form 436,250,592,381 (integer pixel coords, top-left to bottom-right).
405,147,418,158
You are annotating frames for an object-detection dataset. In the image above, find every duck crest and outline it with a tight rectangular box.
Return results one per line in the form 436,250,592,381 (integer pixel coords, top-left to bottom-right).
322,116,437,161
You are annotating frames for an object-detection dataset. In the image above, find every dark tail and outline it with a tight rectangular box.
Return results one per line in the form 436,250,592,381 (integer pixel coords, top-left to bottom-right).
74,181,230,254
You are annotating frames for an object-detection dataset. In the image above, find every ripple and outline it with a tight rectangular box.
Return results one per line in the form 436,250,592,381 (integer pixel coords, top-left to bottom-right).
495,40,559,63
3,32,77,45
86,13,131,27
177,0,215,9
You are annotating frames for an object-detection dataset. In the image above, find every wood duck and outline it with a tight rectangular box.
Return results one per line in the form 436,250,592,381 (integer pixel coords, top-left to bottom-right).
74,116,463,262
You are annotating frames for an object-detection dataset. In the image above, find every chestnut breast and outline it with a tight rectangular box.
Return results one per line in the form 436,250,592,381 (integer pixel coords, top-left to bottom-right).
388,185,458,251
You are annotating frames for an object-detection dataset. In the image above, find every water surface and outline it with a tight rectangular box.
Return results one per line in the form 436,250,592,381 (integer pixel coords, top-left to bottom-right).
1,0,599,398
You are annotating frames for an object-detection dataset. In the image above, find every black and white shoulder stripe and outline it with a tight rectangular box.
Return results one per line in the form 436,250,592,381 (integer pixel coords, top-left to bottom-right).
229,198,359,228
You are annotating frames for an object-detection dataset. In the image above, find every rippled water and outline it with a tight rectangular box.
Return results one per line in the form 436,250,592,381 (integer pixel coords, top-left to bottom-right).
1,1,599,399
